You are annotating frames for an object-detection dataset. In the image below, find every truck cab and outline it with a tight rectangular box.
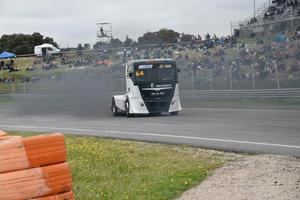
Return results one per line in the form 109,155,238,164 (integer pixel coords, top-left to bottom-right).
111,59,182,117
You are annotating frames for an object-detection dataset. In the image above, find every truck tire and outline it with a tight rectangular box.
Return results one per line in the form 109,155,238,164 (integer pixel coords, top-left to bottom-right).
170,111,178,116
111,98,119,116
125,99,133,117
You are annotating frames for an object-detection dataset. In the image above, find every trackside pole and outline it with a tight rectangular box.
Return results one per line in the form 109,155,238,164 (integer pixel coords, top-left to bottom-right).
274,60,280,89
251,57,256,90
229,66,233,90
209,69,213,90
23,82,26,94
11,82,15,95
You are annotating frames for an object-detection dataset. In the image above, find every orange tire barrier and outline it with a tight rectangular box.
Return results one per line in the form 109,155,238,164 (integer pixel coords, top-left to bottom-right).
32,191,74,200
0,130,7,137
0,131,14,141
0,132,74,200
0,133,67,173
0,163,73,200
0,135,22,141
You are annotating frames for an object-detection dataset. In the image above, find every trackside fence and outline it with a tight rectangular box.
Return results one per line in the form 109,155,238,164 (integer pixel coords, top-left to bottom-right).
1,82,300,101
180,89,300,101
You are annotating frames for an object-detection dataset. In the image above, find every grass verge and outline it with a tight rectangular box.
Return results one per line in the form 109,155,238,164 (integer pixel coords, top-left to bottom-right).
8,131,227,200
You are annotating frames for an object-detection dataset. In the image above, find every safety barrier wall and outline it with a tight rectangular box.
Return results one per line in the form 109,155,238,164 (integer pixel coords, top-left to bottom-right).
180,88,300,100
1,88,300,101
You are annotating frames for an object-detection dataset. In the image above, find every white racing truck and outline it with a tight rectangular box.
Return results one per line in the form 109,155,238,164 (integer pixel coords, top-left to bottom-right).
111,59,182,117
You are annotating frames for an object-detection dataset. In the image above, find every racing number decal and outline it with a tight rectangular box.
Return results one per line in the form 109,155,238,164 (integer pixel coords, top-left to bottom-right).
136,70,144,77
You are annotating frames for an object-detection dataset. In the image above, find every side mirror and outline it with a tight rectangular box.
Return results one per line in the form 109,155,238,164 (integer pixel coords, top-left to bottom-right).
177,68,181,73
129,72,133,77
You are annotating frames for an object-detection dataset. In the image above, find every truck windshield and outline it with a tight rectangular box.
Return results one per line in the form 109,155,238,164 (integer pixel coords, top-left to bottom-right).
134,63,175,82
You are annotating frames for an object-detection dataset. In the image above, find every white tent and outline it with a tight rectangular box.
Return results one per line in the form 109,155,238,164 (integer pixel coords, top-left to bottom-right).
34,43,61,56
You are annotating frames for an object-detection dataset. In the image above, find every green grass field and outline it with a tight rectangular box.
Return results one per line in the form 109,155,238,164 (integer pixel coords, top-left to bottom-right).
8,131,228,200
14,57,37,70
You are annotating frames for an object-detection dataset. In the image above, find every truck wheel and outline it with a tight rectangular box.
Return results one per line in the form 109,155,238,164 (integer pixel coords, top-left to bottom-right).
170,111,178,116
111,98,119,116
125,100,133,117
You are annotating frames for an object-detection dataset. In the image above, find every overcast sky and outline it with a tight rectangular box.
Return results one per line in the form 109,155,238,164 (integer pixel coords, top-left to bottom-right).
0,0,266,47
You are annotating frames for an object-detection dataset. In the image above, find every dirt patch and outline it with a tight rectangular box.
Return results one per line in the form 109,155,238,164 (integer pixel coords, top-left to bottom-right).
178,155,300,200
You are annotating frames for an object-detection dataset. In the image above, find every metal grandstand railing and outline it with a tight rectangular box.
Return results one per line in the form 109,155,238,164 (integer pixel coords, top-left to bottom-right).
244,1,271,25
232,0,300,31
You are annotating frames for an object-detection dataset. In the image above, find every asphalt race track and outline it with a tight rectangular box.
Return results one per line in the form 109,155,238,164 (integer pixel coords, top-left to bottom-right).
0,95,299,156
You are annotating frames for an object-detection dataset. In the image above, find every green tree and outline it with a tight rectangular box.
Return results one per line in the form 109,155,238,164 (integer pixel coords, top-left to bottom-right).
138,32,162,45
110,38,122,47
180,33,194,43
0,32,58,54
31,32,44,46
43,36,58,48
157,29,180,43
123,35,133,47
83,43,91,50
14,45,32,55
137,29,180,45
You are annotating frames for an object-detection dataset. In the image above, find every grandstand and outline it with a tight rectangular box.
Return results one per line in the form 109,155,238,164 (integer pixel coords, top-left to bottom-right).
232,0,300,37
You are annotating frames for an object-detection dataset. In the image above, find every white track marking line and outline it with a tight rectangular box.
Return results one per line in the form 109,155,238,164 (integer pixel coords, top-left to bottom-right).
1,124,300,149
183,107,300,112
105,130,300,149
0,124,96,132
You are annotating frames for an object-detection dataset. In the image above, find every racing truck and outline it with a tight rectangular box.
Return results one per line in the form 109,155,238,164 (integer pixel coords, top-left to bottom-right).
111,59,182,117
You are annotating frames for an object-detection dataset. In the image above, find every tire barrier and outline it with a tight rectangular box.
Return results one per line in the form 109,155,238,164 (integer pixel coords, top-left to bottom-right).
32,191,74,200
0,131,74,200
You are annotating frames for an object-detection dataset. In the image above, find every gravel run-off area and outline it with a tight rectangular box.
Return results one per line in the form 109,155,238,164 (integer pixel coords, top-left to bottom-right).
178,154,300,200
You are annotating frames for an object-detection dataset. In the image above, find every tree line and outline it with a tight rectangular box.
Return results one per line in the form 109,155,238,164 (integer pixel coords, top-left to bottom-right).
0,32,58,55
0,28,200,54
93,28,196,49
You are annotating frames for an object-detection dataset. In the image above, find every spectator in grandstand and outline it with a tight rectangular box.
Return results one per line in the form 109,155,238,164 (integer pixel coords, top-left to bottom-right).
288,60,300,73
294,27,300,39
212,34,219,40
287,0,297,7
214,46,225,57
204,40,214,49
295,44,300,61
3,77,15,84
4,58,15,72
205,33,211,40
274,32,288,43
248,17,258,24
203,50,211,56
21,76,30,83
234,29,240,39
273,0,287,7
0,61,4,70
197,35,202,41
231,59,241,80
